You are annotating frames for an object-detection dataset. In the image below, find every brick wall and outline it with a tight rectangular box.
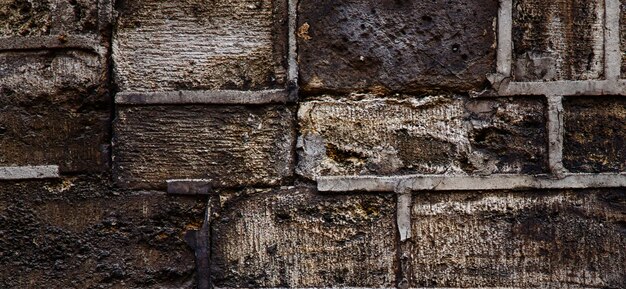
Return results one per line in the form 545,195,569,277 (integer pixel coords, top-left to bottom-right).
0,0,625,288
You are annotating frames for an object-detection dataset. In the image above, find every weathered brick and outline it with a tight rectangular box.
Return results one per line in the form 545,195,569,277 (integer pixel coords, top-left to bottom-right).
404,190,626,288
0,177,206,289
621,0,626,76
297,0,497,94
0,0,100,36
113,0,287,92
113,105,295,189
512,0,604,81
297,96,547,179
563,97,626,173
211,186,396,288
0,50,109,173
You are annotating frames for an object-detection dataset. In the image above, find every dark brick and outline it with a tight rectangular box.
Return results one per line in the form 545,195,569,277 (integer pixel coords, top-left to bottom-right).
0,50,110,173
297,0,497,94
512,0,604,81
0,177,206,289
0,0,100,37
113,105,295,190
404,190,626,288
563,97,626,173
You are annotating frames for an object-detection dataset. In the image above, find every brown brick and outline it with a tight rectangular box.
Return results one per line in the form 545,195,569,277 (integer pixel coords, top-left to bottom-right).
211,186,396,288
0,176,206,288
297,96,547,179
0,50,109,173
512,0,605,81
113,105,295,189
404,190,626,288
563,97,626,173
0,0,100,36
113,0,287,92
297,0,497,94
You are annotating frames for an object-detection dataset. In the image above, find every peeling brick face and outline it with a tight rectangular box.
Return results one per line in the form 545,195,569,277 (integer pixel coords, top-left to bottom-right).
297,0,498,94
0,50,109,173
297,96,547,179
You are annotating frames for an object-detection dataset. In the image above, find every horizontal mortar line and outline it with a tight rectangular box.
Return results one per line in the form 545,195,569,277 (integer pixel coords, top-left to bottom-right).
498,80,626,96
0,35,102,52
317,173,626,192
0,165,60,180
115,89,290,105
214,286,524,289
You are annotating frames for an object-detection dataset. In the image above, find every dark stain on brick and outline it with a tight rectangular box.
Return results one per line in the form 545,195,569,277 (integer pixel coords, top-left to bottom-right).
563,96,626,173
512,0,603,81
297,0,498,94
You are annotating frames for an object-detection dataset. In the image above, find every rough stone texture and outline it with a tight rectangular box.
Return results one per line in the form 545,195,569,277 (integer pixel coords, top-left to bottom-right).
620,0,626,77
297,96,546,179
113,105,295,189
512,0,604,81
0,50,110,173
0,177,206,288
113,0,287,92
211,186,396,288
404,190,626,288
297,0,497,94
0,0,100,36
563,97,626,173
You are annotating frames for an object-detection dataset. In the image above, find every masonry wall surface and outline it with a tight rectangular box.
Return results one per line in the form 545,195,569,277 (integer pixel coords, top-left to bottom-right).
0,0,625,288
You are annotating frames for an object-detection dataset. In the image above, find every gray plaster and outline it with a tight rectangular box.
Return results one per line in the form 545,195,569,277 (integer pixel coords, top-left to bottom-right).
317,173,626,192
496,0,512,77
167,179,213,195
604,0,621,80
547,95,567,176
115,89,289,105
396,189,412,242
0,165,60,180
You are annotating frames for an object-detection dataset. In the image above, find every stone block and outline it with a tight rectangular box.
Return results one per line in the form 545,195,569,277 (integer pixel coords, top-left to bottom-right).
297,0,498,94
0,176,206,288
113,105,295,189
297,96,547,179
113,0,288,92
512,0,604,81
0,0,101,36
0,50,109,173
403,190,626,288
211,186,396,288
563,97,626,172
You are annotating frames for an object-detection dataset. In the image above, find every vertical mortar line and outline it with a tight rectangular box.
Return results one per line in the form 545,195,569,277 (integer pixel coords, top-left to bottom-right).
395,183,412,289
497,0,513,77
605,0,621,81
100,0,116,174
287,0,299,101
547,95,567,177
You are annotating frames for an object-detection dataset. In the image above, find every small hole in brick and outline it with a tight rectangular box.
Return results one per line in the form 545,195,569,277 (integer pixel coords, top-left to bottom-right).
452,43,460,52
